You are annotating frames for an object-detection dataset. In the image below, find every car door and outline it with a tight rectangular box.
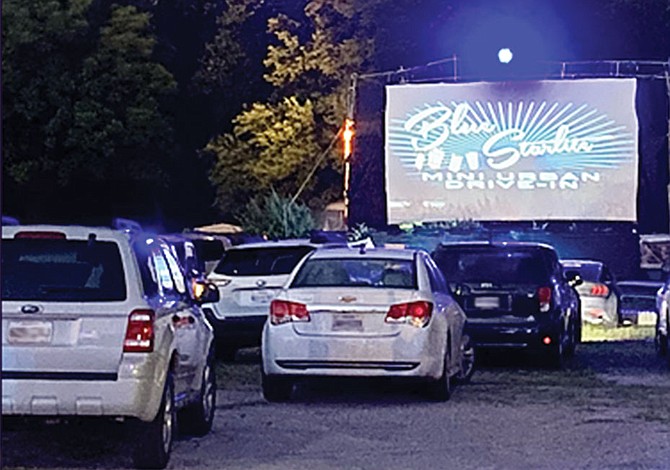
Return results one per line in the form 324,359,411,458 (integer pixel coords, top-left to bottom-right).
423,254,465,371
158,244,209,394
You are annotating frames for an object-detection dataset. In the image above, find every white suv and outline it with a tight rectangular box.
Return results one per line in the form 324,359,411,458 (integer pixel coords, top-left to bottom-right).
1,225,219,469
205,239,325,360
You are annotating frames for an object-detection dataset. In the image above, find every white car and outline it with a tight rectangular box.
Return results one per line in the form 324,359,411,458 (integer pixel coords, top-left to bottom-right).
206,239,336,360
656,272,670,358
2,225,219,469
261,246,474,402
560,259,620,327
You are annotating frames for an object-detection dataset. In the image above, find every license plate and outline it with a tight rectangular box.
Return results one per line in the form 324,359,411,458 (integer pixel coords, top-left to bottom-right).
474,296,500,309
249,290,275,305
332,314,363,332
637,311,656,326
7,321,53,345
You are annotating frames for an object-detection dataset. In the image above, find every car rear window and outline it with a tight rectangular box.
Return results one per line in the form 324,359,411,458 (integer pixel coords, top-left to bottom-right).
561,263,601,282
213,246,314,276
620,295,656,312
1,239,127,301
433,247,551,284
192,239,226,263
292,258,416,288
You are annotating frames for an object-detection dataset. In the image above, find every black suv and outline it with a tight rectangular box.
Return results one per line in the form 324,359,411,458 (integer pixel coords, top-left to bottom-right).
432,241,582,367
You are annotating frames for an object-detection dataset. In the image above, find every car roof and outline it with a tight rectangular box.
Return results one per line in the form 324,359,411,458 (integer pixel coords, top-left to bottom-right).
307,246,418,261
616,280,663,288
560,259,604,267
227,238,336,251
2,224,128,241
436,240,556,251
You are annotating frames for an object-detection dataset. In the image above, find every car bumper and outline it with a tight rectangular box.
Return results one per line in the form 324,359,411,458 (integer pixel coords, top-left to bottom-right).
261,324,443,379
465,315,561,351
579,298,615,325
204,308,267,347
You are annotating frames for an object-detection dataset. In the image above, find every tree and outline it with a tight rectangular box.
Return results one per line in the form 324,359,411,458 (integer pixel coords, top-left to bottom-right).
2,1,176,221
206,0,377,223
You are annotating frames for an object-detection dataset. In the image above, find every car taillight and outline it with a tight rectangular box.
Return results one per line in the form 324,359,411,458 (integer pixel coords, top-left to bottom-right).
385,301,432,327
124,309,155,353
270,300,310,325
590,284,609,297
537,287,552,312
14,231,66,239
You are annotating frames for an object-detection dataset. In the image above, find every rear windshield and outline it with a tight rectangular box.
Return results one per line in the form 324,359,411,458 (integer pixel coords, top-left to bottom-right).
292,258,416,288
213,246,314,276
191,239,225,263
620,295,656,311
433,247,551,284
561,263,601,282
2,239,127,301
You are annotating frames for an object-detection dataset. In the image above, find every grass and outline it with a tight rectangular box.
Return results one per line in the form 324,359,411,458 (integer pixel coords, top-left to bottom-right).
581,323,655,342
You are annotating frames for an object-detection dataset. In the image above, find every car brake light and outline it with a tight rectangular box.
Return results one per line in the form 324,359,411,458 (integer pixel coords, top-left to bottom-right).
590,284,609,297
270,300,310,325
14,231,66,239
385,301,432,327
537,287,552,312
124,309,155,352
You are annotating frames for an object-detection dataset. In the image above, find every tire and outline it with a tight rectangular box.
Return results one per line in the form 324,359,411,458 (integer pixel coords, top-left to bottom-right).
179,350,216,436
133,373,175,470
455,336,476,384
565,319,577,358
261,371,293,402
545,333,565,369
426,347,452,402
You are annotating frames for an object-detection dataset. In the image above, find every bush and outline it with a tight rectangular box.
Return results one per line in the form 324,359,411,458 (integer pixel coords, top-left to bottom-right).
237,189,314,239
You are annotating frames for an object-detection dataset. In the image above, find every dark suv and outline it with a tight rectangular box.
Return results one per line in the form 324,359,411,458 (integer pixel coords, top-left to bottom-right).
432,241,582,367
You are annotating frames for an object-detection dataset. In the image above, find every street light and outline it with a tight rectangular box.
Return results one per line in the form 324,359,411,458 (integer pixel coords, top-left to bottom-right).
498,48,513,64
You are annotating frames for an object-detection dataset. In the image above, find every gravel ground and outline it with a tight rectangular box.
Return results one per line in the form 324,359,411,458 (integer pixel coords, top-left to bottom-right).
3,334,670,470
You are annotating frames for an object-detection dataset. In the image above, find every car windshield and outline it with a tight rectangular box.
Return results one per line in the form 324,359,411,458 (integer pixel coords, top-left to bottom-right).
561,262,601,282
433,247,551,284
213,246,314,276
1,239,127,301
292,258,416,288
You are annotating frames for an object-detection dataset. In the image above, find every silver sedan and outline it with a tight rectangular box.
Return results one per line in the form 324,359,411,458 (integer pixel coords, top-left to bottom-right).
261,246,474,402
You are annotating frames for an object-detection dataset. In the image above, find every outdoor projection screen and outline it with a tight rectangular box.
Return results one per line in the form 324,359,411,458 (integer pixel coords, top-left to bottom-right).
385,79,639,223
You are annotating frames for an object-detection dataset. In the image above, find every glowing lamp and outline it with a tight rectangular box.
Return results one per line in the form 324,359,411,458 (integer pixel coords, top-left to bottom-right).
343,118,355,159
498,48,513,64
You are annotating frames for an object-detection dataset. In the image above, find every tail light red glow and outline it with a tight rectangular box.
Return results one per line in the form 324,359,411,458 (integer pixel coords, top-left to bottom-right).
385,301,433,327
589,284,609,297
270,300,310,325
537,287,552,312
543,336,552,345
124,309,155,353
14,231,66,239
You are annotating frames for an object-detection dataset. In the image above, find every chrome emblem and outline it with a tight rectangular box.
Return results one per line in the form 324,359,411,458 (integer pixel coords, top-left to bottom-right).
480,282,493,288
339,296,357,303
21,304,41,314
256,280,266,288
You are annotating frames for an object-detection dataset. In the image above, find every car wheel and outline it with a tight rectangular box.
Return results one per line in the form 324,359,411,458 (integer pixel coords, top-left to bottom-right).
565,319,577,358
655,331,668,357
178,349,216,436
261,370,293,402
426,346,452,402
133,372,175,470
545,333,565,369
455,336,476,384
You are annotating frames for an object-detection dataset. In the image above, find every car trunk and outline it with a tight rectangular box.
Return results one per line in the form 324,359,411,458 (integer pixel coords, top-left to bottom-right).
286,287,417,337
2,301,129,376
451,282,543,319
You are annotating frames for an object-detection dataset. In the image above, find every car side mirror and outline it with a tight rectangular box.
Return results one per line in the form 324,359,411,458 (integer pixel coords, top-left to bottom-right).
565,270,583,287
192,280,220,304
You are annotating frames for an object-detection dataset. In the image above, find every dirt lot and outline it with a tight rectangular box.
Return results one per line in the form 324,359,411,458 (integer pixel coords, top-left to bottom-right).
3,326,670,469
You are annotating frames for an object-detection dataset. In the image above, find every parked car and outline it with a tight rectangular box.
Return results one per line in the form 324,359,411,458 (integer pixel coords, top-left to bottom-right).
432,241,582,368
179,231,232,275
1,225,220,469
560,259,620,327
206,239,326,360
261,246,474,402
616,280,662,327
655,266,670,358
